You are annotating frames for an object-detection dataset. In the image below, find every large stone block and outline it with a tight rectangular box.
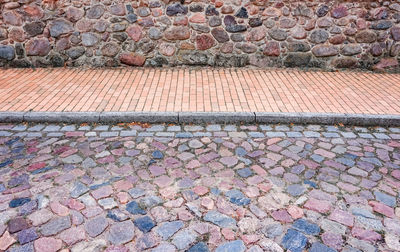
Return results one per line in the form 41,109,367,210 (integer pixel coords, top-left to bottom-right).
120,53,146,66
356,30,377,43
49,19,74,38
26,38,51,56
196,34,215,50
86,5,105,19
23,22,45,37
284,53,311,67
0,46,15,61
312,45,339,57
211,28,229,43
165,27,191,40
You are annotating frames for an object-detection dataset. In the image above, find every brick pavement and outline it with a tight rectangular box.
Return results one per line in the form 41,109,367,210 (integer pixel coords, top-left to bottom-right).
0,68,400,115
0,122,400,251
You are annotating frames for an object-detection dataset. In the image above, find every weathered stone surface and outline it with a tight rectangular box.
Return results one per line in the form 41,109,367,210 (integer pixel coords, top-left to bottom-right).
392,27,400,41
120,53,146,66
215,240,246,252
188,242,209,252
172,229,197,250
85,216,108,238
371,20,392,30
59,226,85,245
370,44,383,56
0,46,15,61
341,44,362,56
331,5,348,19
126,25,142,42
226,25,247,33
0,121,399,251
269,29,288,41
49,19,74,38
156,221,184,240
159,43,176,56
0,231,16,251
167,3,188,16
206,5,219,16
165,27,190,40
26,38,51,56
310,29,329,44
133,216,155,233
312,45,339,57
149,28,162,40
8,218,29,233
34,237,62,252
110,4,126,16
235,7,248,19
215,54,248,67
66,7,84,22
82,33,99,47
3,11,22,26
332,57,358,68
9,27,25,42
204,210,236,228
0,28,7,41
284,53,311,67
67,47,85,59
282,229,307,252
87,5,105,19
196,34,215,50
249,18,262,27
0,0,399,70
191,24,210,33
101,43,120,57
23,5,44,19
40,216,71,236
190,13,206,24
247,27,266,41
316,5,330,17
292,26,307,39
23,22,45,37
356,30,377,43
211,28,229,43
329,34,346,45
94,20,109,33
288,42,310,52
373,58,399,71
209,16,222,27
108,220,135,245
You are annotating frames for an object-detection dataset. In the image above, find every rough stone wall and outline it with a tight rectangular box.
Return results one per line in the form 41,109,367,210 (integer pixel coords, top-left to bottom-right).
0,0,400,71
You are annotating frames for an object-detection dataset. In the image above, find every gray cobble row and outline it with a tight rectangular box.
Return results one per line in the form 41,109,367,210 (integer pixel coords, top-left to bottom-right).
1,124,400,140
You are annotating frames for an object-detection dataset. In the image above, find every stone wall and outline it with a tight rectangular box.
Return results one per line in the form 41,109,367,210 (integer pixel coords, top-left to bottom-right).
0,0,400,71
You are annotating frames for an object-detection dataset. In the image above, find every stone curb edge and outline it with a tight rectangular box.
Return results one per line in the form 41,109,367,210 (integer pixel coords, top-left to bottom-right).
0,111,399,126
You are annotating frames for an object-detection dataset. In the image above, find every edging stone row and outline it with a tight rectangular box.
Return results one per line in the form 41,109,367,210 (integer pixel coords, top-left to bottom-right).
1,111,400,126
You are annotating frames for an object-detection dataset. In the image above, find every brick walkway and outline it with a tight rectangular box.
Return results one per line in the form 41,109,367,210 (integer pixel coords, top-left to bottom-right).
0,68,400,115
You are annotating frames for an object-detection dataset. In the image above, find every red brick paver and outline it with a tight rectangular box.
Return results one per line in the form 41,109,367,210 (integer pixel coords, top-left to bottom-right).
0,68,399,114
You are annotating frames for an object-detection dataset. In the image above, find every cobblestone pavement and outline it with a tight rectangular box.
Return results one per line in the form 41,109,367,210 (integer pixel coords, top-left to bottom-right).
0,123,400,252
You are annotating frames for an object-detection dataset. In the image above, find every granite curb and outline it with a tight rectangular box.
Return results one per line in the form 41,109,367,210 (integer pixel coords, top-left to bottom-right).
0,111,400,126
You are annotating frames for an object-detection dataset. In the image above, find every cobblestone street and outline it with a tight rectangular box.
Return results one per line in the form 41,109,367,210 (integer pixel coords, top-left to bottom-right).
0,123,400,252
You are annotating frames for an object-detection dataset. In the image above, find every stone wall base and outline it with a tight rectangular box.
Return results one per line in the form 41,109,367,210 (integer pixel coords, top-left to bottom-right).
0,0,399,71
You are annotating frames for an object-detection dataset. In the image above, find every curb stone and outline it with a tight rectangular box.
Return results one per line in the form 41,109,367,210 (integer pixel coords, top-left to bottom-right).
24,112,100,123
100,112,179,123
179,112,255,124
0,111,399,126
